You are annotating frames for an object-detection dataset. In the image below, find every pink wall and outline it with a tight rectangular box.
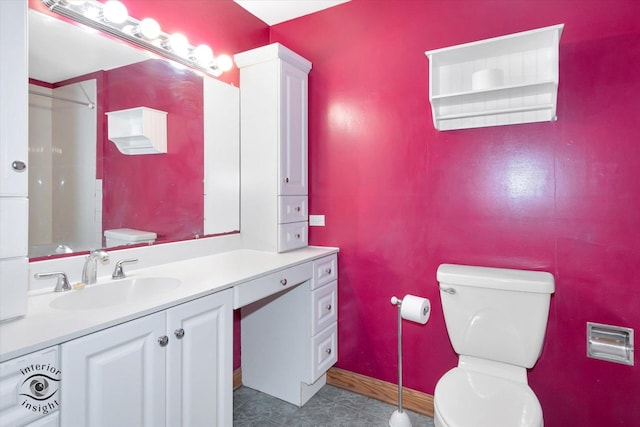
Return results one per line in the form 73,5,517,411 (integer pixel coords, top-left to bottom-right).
269,1,640,426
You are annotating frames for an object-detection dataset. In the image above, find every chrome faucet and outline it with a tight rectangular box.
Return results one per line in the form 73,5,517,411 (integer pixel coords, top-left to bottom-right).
82,249,110,285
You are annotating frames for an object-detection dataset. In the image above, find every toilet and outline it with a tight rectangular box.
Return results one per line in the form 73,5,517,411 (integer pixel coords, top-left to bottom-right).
104,228,157,248
434,263,555,427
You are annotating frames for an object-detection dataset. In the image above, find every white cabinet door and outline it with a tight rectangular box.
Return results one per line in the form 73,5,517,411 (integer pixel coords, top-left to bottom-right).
166,290,232,427
0,0,28,197
60,313,166,427
278,61,308,197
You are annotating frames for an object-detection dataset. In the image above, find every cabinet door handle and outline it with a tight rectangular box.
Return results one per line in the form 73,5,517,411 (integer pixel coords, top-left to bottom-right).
158,336,169,347
295,233,301,239
284,177,290,183
325,304,332,312
174,328,185,339
295,206,301,212
280,278,288,286
12,160,27,172
325,348,332,355
325,268,332,275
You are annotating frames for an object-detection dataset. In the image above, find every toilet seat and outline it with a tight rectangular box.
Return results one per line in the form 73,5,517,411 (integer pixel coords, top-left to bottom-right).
434,367,543,427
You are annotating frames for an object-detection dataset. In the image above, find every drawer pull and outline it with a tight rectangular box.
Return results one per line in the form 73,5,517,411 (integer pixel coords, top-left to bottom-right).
325,268,332,275
325,304,332,311
174,328,185,339
325,348,332,355
280,278,288,286
284,177,290,183
158,336,169,347
295,206,301,212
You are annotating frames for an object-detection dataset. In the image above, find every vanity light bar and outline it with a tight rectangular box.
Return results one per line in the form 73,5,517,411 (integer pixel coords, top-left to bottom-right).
41,0,229,77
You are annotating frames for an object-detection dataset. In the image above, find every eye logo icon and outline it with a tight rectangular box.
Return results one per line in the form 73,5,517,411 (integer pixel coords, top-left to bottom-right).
21,374,59,400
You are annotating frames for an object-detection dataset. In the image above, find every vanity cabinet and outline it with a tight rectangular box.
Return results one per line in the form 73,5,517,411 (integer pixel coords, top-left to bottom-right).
60,290,232,427
0,0,29,321
241,253,338,406
235,43,312,253
0,346,60,427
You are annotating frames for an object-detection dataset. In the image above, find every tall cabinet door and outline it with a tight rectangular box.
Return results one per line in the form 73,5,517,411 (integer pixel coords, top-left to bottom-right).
278,61,308,197
166,290,233,427
0,0,29,322
60,313,166,427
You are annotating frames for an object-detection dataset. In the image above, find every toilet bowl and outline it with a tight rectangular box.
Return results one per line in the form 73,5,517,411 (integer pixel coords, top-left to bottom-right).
434,264,554,427
434,367,543,427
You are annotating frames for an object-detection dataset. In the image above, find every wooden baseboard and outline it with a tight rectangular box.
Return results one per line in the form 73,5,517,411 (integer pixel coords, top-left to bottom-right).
326,367,434,417
233,368,242,390
233,366,434,417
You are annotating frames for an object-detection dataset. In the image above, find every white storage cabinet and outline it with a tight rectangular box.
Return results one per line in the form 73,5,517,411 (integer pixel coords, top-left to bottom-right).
235,43,311,252
425,24,564,131
240,254,338,406
59,290,232,427
0,0,29,321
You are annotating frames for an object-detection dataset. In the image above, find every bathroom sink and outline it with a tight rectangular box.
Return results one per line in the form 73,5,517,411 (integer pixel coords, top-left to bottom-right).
49,277,182,310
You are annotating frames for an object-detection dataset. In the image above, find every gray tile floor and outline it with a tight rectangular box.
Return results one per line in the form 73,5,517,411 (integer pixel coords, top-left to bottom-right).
234,384,435,427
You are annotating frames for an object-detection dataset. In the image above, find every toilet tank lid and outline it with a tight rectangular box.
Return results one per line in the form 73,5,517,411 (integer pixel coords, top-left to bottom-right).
104,228,157,242
437,264,555,293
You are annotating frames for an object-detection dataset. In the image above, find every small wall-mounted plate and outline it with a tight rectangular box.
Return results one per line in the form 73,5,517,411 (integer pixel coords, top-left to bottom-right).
587,322,634,366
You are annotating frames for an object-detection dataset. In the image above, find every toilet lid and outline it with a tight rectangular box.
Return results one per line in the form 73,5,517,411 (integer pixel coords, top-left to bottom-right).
434,368,543,427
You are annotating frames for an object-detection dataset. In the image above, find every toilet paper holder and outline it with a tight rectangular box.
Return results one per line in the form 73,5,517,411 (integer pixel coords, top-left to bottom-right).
587,322,634,366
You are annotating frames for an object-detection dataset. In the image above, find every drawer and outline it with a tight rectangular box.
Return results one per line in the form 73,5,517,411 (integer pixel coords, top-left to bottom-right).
310,323,338,384
312,254,337,290
0,197,28,258
278,196,308,224
233,261,312,309
311,281,337,336
0,346,59,426
0,257,28,322
278,221,308,253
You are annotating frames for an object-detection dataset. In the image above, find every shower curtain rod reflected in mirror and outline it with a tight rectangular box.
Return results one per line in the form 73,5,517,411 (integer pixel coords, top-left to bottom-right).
29,89,95,109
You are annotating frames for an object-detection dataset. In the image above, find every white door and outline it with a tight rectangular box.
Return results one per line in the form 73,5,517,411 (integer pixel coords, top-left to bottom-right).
0,0,28,198
166,290,233,427
60,313,166,427
278,61,308,196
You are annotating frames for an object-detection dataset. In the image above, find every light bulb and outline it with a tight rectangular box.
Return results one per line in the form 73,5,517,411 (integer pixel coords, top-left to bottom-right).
192,44,214,66
216,54,233,72
168,33,189,57
103,0,128,24
138,18,161,40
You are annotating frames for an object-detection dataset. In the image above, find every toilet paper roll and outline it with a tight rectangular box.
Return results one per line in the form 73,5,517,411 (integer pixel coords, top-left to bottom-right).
401,295,430,324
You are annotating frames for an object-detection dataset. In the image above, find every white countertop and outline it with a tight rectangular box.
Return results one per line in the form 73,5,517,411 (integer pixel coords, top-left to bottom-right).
0,247,338,363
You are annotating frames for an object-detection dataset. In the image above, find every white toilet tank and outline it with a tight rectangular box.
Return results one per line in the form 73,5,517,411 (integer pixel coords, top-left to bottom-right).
437,264,555,369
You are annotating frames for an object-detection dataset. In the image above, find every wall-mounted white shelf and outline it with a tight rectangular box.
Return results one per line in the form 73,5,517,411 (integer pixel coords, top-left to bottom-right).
425,24,564,131
106,107,167,155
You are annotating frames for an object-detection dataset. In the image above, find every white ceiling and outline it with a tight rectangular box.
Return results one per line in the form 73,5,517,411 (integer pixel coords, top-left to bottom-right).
233,0,350,26
29,10,150,83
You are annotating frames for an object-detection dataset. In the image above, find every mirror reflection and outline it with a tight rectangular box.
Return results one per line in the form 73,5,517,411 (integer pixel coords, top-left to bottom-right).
27,9,239,258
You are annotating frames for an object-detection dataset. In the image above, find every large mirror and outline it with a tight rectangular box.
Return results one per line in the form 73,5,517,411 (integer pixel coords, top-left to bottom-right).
27,8,240,258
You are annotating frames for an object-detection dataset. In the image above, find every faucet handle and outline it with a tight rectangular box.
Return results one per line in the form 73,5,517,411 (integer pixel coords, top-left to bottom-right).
35,271,72,292
112,258,139,279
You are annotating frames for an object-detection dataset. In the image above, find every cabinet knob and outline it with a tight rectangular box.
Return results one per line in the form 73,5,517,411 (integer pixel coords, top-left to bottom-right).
12,160,26,172
325,348,332,355
325,268,332,275
325,304,332,311
295,206,301,212
295,233,301,239
280,278,288,286
158,336,169,347
284,177,290,183
174,328,185,339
